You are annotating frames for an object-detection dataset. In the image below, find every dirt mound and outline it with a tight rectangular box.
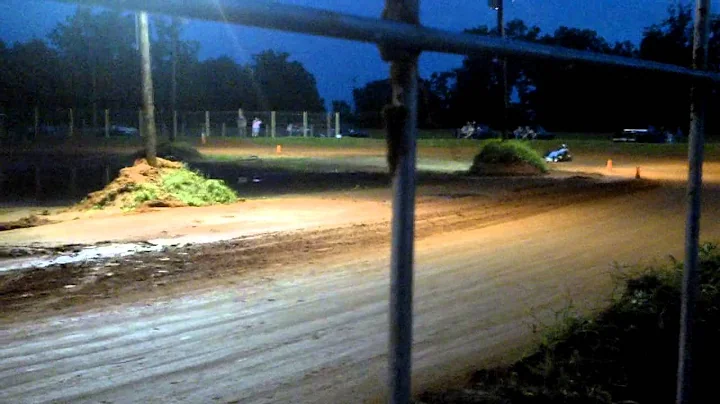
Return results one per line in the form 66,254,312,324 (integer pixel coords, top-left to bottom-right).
74,158,186,211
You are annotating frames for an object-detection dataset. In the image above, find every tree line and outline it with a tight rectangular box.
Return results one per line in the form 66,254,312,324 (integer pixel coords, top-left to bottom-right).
3,4,720,134
0,8,325,121
351,3,720,134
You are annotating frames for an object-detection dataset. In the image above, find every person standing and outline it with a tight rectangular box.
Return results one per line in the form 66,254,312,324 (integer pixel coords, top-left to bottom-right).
252,117,262,137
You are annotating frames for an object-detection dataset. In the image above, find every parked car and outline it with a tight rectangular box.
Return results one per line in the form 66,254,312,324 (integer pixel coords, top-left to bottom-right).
613,127,667,143
339,128,370,138
110,125,140,136
26,124,67,137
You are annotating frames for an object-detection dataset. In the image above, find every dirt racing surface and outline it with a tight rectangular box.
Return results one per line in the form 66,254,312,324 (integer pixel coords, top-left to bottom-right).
1,176,653,318
2,172,720,403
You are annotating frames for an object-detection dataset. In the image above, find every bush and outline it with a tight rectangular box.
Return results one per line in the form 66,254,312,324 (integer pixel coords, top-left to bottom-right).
421,242,720,404
471,140,548,174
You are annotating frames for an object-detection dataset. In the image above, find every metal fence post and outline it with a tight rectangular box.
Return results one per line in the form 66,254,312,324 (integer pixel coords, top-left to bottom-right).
303,111,308,137
205,110,210,138
34,106,39,139
104,108,110,138
138,108,144,138
172,110,178,141
271,111,276,138
238,108,245,137
68,108,74,138
335,112,340,138
221,122,226,137
382,1,420,403
677,2,710,404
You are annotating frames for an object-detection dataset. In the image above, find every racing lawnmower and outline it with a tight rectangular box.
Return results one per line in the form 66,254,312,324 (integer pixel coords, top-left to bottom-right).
544,144,573,163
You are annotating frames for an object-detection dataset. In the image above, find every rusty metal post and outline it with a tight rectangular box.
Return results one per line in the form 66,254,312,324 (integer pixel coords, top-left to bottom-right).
382,1,420,403
677,1,710,404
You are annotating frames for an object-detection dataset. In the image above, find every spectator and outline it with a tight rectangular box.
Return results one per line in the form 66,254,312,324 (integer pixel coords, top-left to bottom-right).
252,117,262,137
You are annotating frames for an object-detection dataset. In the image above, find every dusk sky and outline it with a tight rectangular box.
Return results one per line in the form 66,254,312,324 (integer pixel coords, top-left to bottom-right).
0,0,707,107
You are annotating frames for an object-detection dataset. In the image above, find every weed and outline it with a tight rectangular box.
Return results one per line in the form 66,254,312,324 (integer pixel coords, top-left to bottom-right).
422,242,720,404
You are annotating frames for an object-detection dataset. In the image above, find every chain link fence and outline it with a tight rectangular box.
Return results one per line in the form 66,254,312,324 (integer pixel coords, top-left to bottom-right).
0,107,342,142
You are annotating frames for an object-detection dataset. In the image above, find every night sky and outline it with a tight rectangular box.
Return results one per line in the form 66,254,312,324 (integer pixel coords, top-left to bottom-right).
0,0,704,107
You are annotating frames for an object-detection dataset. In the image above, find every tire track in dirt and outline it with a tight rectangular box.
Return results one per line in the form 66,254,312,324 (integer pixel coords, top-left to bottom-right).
0,178,656,320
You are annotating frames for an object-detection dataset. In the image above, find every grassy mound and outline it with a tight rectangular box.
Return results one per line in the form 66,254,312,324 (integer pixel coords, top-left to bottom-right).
470,140,548,175
76,157,237,211
420,243,720,404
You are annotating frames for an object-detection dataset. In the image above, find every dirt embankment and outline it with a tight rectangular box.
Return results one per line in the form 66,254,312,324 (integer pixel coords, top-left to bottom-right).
0,215,52,232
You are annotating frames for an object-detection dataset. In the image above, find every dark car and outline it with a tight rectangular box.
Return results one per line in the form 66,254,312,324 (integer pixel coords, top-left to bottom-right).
340,128,370,138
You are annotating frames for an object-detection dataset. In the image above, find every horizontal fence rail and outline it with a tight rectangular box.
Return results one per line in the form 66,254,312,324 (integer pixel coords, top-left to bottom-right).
58,0,720,82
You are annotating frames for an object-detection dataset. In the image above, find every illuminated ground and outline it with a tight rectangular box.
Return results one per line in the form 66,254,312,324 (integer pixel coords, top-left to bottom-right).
1,140,720,403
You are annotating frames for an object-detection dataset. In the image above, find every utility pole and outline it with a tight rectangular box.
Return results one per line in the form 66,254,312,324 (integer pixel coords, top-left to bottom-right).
170,17,179,143
490,0,509,139
139,11,157,167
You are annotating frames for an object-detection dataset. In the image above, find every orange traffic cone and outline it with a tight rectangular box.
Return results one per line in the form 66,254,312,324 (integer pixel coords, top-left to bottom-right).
276,144,282,154
606,159,613,172
635,166,641,179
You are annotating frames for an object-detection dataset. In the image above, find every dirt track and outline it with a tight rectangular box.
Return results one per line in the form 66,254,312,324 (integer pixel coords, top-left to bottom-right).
2,176,720,403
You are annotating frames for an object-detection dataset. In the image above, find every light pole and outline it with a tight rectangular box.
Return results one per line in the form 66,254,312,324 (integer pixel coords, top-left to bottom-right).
489,0,508,139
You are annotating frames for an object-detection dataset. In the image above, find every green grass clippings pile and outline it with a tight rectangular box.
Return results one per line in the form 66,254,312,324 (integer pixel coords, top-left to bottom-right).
420,242,720,404
470,140,549,175
76,157,237,211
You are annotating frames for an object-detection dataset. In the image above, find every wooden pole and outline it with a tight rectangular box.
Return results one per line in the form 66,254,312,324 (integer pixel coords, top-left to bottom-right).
139,11,158,166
